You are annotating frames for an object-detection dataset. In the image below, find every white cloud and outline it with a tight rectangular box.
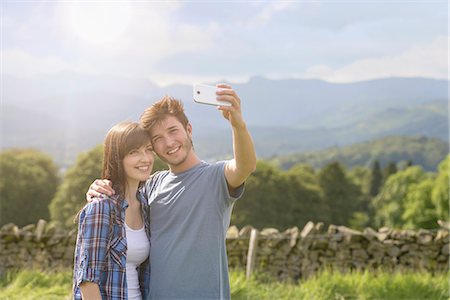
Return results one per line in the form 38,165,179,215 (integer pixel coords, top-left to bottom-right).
240,1,296,27
4,2,219,78
52,2,219,77
303,36,448,82
3,48,97,78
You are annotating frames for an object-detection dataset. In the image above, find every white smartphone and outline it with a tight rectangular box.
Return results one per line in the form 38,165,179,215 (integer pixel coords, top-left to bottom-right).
193,84,232,107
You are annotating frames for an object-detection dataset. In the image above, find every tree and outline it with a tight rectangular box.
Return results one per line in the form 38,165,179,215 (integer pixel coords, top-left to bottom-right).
287,164,318,187
402,178,436,229
317,162,362,226
348,166,371,195
49,145,103,229
382,161,398,182
0,148,59,227
369,160,383,196
286,164,330,226
347,166,374,229
372,166,428,229
431,155,449,222
231,161,325,230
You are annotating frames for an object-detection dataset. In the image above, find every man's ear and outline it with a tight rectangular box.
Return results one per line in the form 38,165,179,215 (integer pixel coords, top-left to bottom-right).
186,122,193,138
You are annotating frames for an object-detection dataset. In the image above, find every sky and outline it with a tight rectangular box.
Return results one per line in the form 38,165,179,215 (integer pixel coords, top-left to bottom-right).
2,0,448,86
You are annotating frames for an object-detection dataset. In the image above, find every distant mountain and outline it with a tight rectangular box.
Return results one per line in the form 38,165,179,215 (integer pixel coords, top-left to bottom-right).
2,74,448,167
271,136,449,172
195,100,448,160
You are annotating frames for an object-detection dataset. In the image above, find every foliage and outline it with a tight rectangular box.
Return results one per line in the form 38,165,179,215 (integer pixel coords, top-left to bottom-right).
382,161,398,182
1,268,448,300
49,145,103,229
373,165,432,229
402,178,436,229
431,154,450,222
4,143,448,231
317,162,363,226
369,160,383,196
273,135,448,172
0,149,59,227
232,161,326,229
348,166,371,195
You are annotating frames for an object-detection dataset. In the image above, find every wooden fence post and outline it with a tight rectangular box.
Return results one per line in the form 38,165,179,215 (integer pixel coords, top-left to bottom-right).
246,228,259,279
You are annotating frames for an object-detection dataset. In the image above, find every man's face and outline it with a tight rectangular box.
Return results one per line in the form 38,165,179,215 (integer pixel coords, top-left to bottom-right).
149,115,193,169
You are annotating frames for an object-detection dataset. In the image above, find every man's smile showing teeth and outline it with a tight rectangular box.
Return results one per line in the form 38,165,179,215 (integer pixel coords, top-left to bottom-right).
167,147,180,155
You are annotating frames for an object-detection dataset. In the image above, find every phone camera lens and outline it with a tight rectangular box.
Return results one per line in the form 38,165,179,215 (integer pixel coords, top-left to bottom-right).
196,91,200,94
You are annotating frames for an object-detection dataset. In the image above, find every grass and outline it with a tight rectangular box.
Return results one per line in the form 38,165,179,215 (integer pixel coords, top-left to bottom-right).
0,268,72,300
0,268,448,299
230,269,449,300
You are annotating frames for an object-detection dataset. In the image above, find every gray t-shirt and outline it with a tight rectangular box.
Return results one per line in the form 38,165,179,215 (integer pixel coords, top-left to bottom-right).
143,161,244,300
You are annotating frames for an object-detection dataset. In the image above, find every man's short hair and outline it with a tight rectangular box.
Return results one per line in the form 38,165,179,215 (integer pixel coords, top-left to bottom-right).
140,96,189,130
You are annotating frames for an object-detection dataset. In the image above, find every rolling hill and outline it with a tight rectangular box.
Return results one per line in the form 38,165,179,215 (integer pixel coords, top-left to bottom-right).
2,74,448,167
271,135,449,172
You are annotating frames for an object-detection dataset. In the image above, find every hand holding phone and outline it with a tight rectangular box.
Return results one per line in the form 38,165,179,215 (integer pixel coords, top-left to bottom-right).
193,84,232,107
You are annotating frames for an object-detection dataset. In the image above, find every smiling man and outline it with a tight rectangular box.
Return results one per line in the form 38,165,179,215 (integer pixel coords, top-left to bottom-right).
88,83,256,299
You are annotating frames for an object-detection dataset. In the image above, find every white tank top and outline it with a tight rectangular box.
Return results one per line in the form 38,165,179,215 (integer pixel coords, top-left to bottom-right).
125,222,150,300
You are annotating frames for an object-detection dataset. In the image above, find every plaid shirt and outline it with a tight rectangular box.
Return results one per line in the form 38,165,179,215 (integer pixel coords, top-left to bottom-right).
73,192,151,300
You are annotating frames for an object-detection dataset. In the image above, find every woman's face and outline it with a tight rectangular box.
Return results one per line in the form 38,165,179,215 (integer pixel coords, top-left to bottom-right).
122,141,154,184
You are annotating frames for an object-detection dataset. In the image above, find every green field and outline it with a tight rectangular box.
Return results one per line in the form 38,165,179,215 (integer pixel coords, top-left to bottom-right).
0,268,448,300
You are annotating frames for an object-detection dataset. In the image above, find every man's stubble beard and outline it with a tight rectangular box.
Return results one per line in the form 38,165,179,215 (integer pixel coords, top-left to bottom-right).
158,136,194,168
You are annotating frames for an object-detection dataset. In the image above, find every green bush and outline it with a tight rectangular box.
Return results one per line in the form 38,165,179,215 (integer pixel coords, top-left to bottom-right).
49,145,103,229
0,149,59,227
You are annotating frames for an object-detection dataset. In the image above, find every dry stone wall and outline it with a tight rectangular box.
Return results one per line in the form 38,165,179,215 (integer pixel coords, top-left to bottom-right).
0,220,448,280
227,222,449,280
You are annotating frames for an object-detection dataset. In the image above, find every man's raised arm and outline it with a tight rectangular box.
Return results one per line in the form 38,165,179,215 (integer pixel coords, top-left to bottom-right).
216,84,256,189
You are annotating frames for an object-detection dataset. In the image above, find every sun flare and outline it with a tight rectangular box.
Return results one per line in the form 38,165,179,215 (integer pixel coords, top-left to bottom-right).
67,2,131,44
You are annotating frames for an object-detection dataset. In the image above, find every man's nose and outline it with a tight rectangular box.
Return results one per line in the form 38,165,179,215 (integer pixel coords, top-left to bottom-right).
165,136,176,147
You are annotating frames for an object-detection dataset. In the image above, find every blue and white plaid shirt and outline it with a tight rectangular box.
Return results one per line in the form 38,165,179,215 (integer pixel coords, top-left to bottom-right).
73,192,151,300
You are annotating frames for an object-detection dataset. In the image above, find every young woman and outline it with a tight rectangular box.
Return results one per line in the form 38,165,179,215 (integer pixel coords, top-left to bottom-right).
73,121,154,300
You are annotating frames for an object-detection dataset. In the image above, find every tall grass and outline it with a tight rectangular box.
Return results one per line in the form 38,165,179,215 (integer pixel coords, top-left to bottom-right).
0,268,448,299
231,269,449,300
0,268,72,300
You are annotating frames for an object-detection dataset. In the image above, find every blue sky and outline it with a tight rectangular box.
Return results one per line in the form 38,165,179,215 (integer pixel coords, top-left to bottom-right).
2,0,448,86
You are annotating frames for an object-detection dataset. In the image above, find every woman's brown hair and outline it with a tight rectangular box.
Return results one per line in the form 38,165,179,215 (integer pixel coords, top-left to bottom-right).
102,121,152,199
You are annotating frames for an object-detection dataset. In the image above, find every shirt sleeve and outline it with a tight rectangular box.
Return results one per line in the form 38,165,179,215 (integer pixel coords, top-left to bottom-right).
74,200,111,287
216,161,245,204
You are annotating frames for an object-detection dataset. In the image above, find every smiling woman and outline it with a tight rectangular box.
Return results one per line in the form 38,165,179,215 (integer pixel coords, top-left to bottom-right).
67,2,131,44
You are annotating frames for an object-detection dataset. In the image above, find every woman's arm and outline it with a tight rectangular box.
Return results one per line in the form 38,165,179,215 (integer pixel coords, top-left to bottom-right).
80,282,102,300
74,201,111,297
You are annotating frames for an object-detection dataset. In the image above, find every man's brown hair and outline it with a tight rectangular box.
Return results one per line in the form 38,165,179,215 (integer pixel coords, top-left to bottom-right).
140,96,189,131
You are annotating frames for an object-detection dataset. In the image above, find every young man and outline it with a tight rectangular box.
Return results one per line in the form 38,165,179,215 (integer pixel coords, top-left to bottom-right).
87,84,256,299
